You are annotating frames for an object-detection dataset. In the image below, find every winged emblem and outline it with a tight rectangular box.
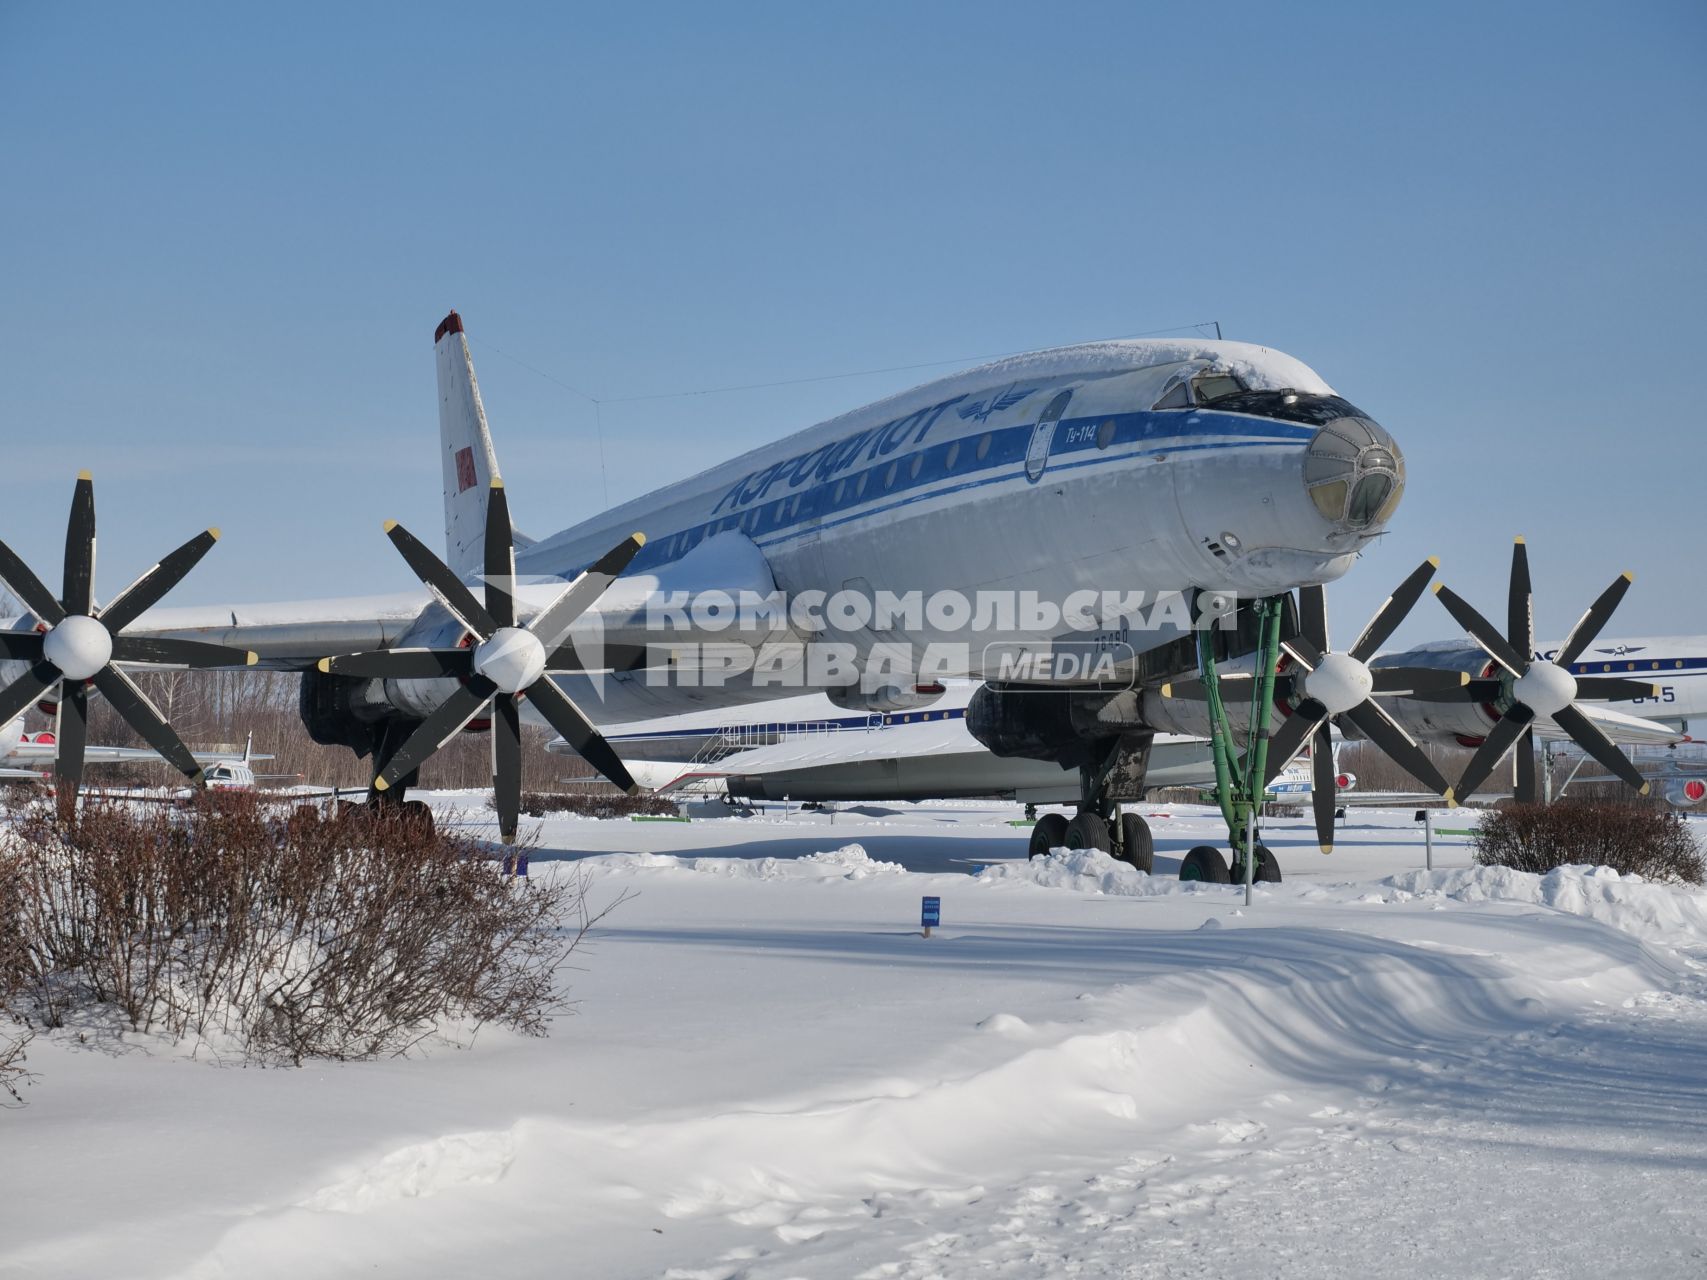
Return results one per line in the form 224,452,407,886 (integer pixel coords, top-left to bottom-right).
958,384,1037,423
1594,644,1646,656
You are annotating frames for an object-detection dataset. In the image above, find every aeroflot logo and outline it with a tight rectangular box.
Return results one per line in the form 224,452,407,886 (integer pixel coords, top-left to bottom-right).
711,396,966,514
958,384,1036,423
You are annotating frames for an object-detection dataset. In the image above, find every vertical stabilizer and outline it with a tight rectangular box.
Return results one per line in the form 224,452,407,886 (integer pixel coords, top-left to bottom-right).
435,311,503,580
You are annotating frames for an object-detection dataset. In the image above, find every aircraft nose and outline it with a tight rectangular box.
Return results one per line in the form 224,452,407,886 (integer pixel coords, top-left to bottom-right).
1303,414,1405,532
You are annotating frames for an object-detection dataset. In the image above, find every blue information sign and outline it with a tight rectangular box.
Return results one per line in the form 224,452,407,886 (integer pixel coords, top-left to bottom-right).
921,896,941,928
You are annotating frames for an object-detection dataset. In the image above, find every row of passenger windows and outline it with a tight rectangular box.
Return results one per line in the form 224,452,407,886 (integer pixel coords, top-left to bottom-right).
660,430,1007,559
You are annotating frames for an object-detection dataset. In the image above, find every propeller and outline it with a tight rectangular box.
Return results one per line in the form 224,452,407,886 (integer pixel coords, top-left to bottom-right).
1429,538,1653,803
0,472,255,812
1262,558,1457,852
1164,558,1456,853
318,478,646,842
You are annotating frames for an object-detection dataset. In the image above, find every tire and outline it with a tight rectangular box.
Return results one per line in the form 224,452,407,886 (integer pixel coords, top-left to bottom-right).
1029,812,1069,858
1179,845,1230,883
1065,811,1113,853
1118,813,1154,873
1230,845,1284,883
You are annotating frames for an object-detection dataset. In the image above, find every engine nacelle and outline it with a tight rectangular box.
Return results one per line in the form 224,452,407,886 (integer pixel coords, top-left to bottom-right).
1370,644,1506,744
1666,777,1707,808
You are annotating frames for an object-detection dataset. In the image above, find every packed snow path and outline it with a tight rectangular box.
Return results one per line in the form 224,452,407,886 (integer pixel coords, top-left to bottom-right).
3,802,1705,1278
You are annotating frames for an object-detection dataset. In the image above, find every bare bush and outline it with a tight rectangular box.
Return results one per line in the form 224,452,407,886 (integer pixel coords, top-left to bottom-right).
1473,802,1705,884
0,845,32,1102
3,792,613,1069
521,791,679,819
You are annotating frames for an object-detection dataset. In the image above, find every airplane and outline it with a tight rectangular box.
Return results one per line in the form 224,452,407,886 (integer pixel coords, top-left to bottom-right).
0,714,268,783
0,311,1661,881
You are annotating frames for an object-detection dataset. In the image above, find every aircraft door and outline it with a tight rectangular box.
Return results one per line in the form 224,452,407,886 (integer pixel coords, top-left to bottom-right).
1025,390,1073,483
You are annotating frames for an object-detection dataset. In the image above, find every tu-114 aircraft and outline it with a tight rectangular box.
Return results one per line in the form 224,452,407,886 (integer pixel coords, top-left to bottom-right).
0,312,1667,879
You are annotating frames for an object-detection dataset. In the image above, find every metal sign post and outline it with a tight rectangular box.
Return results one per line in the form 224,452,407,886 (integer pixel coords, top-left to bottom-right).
1425,807,1434,872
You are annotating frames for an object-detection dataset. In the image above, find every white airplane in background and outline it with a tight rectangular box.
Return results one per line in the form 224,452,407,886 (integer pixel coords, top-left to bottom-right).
0,714,266,783
0,312,1673,879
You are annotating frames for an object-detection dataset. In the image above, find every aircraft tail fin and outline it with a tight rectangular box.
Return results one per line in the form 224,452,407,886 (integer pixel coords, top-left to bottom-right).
434,311,504,580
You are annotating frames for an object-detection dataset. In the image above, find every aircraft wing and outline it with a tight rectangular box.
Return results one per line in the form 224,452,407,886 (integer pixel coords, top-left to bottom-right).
119,591,434,668
7,743,275,766
624,716,973,794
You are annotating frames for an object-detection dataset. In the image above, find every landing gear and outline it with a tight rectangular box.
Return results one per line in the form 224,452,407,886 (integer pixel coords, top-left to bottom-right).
1119,812,1154,874
1192,594,1290,886
1064,811,1111,852
1180,846,1230,883
1231,844,1282,883
1028,812,1068,858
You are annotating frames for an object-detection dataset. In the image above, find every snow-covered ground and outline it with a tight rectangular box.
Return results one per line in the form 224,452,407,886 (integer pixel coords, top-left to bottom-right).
5,799,1707,1278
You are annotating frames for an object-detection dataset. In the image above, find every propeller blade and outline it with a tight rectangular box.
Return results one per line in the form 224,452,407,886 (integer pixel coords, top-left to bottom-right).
54,684,88,801
484,479,516,630
1298,584,1329,654
526,533,647,651
1160,672,1256,700
98,529,221,634
0,539,66,626
0,633,44,662
1311,722,1336,853
1348,556,1439,662
544,640,652,674
63,471,96,616
492,694,521,843
1404,677,1504,704
1433,583,1529,677
1342,699,1454,797
1572,676,1662,702
316,649,475,679
1454,704,1536,800
1262,700,1327,786
109,636,257,669
373,678,497,790
90,667,203,783
523,675,638,793
1514,725,1538,804
1556,572,1635,668
1554,704,1650,794
0,661,61,726
1369,667,1470,697
1280,636,1324,672
385,521,498,639
1507,538,1533,659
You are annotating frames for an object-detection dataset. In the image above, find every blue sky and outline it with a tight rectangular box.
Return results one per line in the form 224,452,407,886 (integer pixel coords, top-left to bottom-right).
1,1,1702,650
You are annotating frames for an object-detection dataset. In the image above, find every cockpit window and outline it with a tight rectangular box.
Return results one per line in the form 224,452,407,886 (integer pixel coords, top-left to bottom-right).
1197,389,1372,426
1153,371,1255,410
1152,380,1192,410
1191,373,1244,403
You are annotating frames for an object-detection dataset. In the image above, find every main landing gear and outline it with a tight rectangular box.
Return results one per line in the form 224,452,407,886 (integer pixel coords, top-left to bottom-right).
1026,803,1155,874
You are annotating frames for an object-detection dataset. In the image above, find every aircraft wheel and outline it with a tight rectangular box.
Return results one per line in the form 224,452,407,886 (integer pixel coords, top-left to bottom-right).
1028,812,1068,858
1064,812,1112,852
1179,845,1230,883
1118,813,1154,873
1231,845,1283,883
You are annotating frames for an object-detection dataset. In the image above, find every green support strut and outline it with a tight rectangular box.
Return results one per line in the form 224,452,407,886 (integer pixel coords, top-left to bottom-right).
1195,595,1286,861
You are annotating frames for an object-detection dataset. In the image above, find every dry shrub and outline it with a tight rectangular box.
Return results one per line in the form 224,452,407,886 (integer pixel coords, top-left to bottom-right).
521,790,679,819
0,845,31,1102
1473,802,1705,885
3,792,610,1069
